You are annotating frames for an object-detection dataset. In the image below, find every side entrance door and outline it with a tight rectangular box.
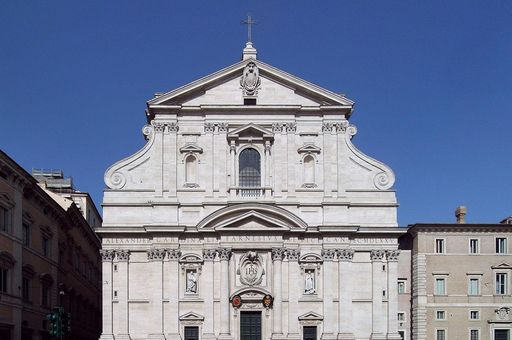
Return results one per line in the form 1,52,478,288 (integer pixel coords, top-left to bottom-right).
240,311,261,340
495,330,510,340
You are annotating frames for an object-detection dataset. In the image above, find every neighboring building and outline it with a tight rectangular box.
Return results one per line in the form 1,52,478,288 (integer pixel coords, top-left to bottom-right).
409,208,512,340
98,42,404,340
0,150,102,340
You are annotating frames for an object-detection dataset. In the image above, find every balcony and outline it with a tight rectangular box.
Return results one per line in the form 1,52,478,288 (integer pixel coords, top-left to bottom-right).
229,187,273,200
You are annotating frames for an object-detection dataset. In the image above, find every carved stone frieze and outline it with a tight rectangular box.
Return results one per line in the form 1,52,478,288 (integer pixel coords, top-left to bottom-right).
116,249,130,262
321,249,336,261
202,249,217,261
240,61,261,96
167,249,181,261
337,249,355,262
147,248,166,261
386,250,400,262
271,248,286,261
370,249,386,261
218,248,232,261
100,249,115,262
287,249,300,261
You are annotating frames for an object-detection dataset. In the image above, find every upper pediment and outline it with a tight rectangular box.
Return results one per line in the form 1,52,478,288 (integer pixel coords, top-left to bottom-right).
146,58,354,117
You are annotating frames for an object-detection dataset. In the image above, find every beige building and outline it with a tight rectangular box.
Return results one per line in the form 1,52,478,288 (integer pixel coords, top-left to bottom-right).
409,211,512,340
0,150,102,340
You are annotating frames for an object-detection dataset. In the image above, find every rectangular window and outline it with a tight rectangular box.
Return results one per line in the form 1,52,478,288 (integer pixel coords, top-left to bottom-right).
435,239,445,254
42,236,50,257
398,331,405,340
496,238,507,254
41,285,50,307
0,206,9,232
470,329,479,340
398,280,406,294
397,312,405,321
470,310,480,320
435,278,446,295
0,268,7,293
22,277,30,301
469,239,479,254
496,273,507,295
495,329,509,340
436,329,446,340
469,278,480,295
22,223,30,246
436,310,446,320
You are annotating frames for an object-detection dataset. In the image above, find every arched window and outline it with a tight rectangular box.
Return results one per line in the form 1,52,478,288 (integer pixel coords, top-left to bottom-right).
239,148,261,187
185,155,197,184
303,155,315,184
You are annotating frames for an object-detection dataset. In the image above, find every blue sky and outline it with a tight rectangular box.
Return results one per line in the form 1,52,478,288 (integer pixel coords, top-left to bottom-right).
1,1,511,226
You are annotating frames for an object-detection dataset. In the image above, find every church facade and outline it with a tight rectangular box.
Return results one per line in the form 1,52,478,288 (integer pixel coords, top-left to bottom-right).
97,43,405,340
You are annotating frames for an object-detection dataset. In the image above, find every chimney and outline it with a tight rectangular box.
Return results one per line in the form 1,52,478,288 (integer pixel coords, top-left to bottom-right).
455,206,467,224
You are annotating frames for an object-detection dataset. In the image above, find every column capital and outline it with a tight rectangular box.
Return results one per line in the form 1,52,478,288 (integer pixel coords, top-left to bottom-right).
370,249,386,261
147,248,166,261
271,247,286,261
116,249,130,262
287,248,300,261
337,249,354,262
386,249,400,262
203,249,217,261
167,249,181,261
321,249,336,261
218,248,232,261
100,249,115,262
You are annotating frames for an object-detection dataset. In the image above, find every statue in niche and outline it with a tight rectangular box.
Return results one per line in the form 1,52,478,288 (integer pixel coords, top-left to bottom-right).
304,270,315,294
186,270,197,293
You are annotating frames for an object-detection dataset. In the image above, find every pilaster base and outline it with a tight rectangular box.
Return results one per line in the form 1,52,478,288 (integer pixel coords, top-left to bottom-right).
287,332,301,340
99,334,115,340
271,333,287,340
202,334,216,340
370,333,387,340
116,335,132,340
337,332,355,340
166,333,181,340
386,333,403,340
321,333,337,340
218,334,233,340
147,334,167,340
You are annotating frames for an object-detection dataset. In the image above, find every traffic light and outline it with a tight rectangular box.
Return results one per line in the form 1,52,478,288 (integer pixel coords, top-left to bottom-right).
61,311,71,335
46,307,61,337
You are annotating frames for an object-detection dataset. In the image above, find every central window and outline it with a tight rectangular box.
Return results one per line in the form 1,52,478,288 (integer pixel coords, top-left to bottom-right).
239,148,261,187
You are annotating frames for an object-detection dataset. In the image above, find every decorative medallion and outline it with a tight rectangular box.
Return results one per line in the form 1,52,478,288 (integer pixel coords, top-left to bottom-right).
240,62,261,96
232,295,242,308
262,294,273,308
237,251,265,286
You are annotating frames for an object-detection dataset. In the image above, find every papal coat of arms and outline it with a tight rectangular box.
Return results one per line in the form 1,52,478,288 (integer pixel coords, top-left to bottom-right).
237,251,264,286
240,62,261,96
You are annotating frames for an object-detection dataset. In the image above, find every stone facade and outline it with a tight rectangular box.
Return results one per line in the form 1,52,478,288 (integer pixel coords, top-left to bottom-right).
98,43,404,340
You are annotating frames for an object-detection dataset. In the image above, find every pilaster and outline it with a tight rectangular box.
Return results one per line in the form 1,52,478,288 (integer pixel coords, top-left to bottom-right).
370,250,387,340
147,248,166,340
166,249,181,340
287,249,301,340
202,249,217,340
115,250,131,340
386,250,402,340
321,249,337,340
99,249,115,340
271,247,286,338
218,248,232,340
337,249,355,340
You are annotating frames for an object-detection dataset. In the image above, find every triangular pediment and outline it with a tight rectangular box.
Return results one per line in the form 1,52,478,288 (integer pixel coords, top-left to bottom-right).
492,263,512,269
228,123,273,139
179,143,203,153
179,312,204,321
214,210,293,231
298,144,321,154
147,59,354,116
298,311,323,321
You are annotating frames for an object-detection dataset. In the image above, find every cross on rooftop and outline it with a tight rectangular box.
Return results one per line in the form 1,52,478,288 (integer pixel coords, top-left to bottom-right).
241,14,257,43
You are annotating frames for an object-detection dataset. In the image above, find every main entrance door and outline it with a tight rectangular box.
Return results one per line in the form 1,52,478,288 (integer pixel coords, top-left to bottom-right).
240,311,261,340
